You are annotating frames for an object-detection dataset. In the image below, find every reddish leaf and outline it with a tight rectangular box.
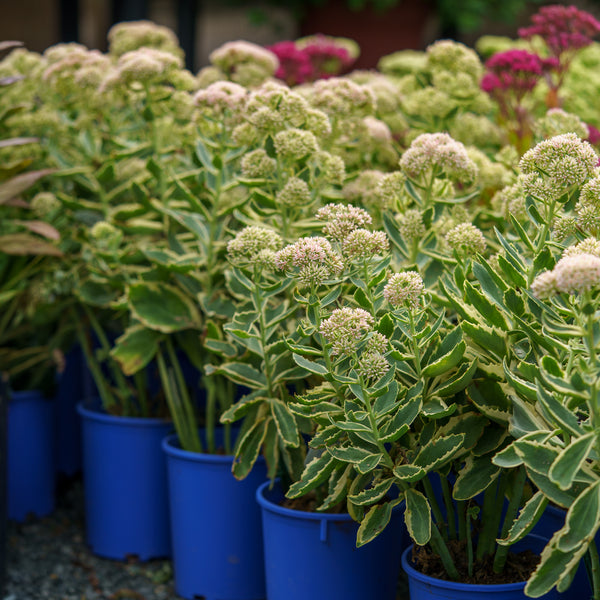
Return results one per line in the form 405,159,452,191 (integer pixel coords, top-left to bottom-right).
0,233,63,256
0,169,54,205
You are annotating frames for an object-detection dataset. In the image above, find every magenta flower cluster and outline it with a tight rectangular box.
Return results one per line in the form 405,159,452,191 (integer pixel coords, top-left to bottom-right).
480,49,550,96
267,35,355,87
518,4,600,58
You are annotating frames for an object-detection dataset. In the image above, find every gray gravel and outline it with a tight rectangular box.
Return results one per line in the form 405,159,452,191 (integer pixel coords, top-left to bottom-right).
4,477,181,600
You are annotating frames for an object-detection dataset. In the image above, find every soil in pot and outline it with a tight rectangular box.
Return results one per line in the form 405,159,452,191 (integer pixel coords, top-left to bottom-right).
412,538,540,585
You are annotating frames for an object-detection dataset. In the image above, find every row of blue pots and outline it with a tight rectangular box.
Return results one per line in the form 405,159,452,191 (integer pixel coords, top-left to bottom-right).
9,393,569,600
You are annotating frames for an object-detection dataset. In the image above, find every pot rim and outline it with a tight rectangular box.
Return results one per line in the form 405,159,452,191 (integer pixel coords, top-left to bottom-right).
400,535,550,592
77,400,171,427
161,431,241,465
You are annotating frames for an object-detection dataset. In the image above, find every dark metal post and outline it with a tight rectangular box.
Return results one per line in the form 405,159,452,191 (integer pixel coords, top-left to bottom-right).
178,0,198,72
59,0,80,43
112,0,149,23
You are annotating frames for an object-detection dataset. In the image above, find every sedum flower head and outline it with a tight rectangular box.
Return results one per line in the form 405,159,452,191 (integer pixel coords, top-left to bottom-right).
400,133,478,185
342,170,387,210
358,351,390,383
276,177,312,207
577,176,600,211
401,87,456,121
309,77,376,119
445,223,486,257
398,209,426,247
316,203,372,241
241,149,276,178
320,307,374,356
562,237,600,259
342,229,389,260
30,192,60,216
314,151,345,185
531,270,558,299
362,116,392,142
117,47,182,84
519,133,598,192
275,237,343,286
273,128,319,160
552,215,578,242
534,108,589,140
426,39,483,82
108,20,183,58
384,271,424,309
209,41,278,86
553,253,600,294
193,80,247,114
450,113,503,149
577,204,600,236
227,226,282,268
89,221,123,251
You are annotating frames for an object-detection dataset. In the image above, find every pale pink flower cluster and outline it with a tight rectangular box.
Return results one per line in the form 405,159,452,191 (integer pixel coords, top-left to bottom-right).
342,229,389,259
209,40,279,83
275,237,343,285
342,170,387,210
400,133,478,185
531,252,600,297
519,133,598,193
384,271,425,309
107,20,183,58
309,77,376,119
319,307,374,355
117,47,182,85
562,238,600,259
42,47,110,93
534,108,589,140
362,116,392,142
193,81,247,114
316,203,372,241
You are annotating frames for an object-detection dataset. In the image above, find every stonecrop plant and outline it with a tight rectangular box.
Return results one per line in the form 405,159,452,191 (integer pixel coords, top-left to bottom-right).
7,4,600,595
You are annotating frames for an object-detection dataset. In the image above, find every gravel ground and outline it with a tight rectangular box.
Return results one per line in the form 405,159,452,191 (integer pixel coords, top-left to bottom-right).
4,476,181,600
4,476,409,600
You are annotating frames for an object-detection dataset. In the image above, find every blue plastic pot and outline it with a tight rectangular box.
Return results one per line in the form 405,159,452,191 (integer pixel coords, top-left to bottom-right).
256,479,405,600
401,534,560,600
8,390,55,522
77,400,172,560
162,432,267,600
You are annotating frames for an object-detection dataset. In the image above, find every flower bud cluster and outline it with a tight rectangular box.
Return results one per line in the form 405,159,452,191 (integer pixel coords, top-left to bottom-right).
519,133,598,196
314,151,345,185
273,128,319,160
193,81,247,115
30,192,60,216
562,237,600,259
342,229,389,259
227,226,282,270
383,271,424,309
400,133,478,185
357,349,390,383
532,252,600,297
445,223,486,257
208,41,279,87
107,20,183,59
275,237,343,286
319,307,374,356
89,221,123,251
241,149,276,179
308,77,376,120
316,203,372,241
534,108,590,140
397,209,426,247
116,47,182,85
276,177,312,207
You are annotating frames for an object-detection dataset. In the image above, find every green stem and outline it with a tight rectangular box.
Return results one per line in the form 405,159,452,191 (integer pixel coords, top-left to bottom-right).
422,475,447,540
133,370,149,417
408,309,423,378
493,466,527,573
157,346,202,453
429,522,460,580
362,383,394,469
440,476,456,540
477,474,509,561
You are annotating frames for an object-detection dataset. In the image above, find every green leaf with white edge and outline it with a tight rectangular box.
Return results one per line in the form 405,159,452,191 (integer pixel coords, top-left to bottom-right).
513,439,560,476
270,398,299,448
461,321,506,360
392,464,426,483
421,398,456,419
379,390,422,443
128,282,202,333
356,501,396,547
535,382,584,437
203,338,238,358
318,464,352,511
232,416,268,480
538,368,590,405
463,281,508,329
76,280,120,307
404,488,431,546
328,446,377,464
473,260,508,304
207,362,267,389
422,331,465,378
220,391,265,423
527,469,579,509
286,450,336,498
292,352,328,375
110,326,163,375
492,443,524,468
453,455,500,501
435,359,478,397
549,433,595,491
525,534,588,598
413,434,465,471
503,363,537,403
498,491,548,546
557,480,600,553
356,453,384,474
373,380,400,417
467,378,510,423
348,478,394,506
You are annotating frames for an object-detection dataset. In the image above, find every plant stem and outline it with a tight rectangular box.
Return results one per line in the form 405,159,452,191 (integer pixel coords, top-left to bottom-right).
588,539,600,600
440,476,456,540
422,474,447,540
429,522,460,580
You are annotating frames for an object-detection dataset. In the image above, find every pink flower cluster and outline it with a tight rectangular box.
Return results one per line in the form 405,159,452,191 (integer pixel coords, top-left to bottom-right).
518,4,600,58
267,35,356,87
481,49,550,96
